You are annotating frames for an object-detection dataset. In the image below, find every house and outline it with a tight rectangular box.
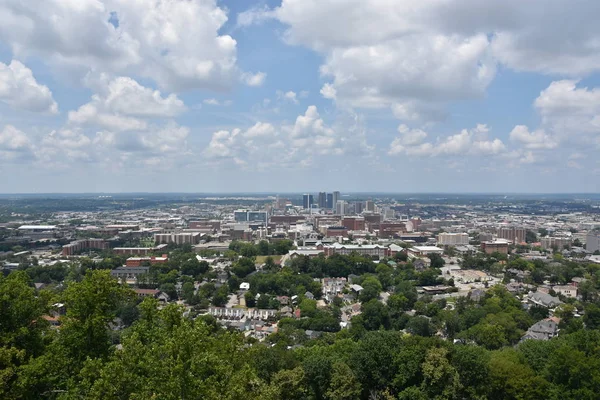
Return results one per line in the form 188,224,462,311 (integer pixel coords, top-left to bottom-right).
552,285,578,298
349,284,364,293
110,266,149,284
571,277,587,287
304,291,315,300
528,291,562,308
133,288,160,298
413,259,429,271
468,289,485,302
521,318,560,341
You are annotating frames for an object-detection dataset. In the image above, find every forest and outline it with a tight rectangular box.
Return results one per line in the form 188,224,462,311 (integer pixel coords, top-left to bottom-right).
2,263,600,400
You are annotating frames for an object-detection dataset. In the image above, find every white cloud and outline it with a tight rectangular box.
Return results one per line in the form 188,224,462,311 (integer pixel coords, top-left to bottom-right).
509,80,600,156
241,71,267,87
0,60,58,113
0,0,242,91
242,0,600,122
509,125,557,149
389,124,505,157
68,76,185,131
320,83,336,100
277,90,299,104
0,125,34,162
204,106,370,169
203,98,232,106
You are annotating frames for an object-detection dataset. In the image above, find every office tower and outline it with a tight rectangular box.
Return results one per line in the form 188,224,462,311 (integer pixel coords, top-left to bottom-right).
326,193,334,209
332,191,340,208
335,200,347,216
234,209,249,222
354,201,364,214
365,200,375,212
318,192,327,208
303,194,314,209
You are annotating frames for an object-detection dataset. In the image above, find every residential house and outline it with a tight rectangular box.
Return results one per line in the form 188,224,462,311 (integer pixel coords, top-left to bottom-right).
527,291,562,308
521,318,560,341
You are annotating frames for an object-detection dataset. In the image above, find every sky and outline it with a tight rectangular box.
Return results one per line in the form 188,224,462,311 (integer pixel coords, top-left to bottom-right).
0,0,599,194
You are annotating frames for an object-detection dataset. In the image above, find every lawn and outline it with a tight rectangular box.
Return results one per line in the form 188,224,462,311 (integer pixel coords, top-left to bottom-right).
255,255,283,264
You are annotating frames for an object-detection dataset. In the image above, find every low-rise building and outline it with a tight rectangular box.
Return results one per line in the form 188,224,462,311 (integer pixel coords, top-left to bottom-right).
408,246,444,257
552,285,578,298
521,317,560,341
481,240,510,255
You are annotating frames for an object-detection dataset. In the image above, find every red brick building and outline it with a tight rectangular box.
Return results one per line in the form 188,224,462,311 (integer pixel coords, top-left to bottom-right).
342,217,365,231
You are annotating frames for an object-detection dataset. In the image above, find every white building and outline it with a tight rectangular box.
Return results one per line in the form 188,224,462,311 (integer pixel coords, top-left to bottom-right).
437,233,469,246
408,246,444,257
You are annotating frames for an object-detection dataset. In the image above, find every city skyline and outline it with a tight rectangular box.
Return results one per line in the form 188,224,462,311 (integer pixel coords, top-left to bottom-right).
0,1,599,193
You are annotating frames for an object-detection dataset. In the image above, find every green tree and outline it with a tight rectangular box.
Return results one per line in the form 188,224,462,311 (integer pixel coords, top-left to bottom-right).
326,362,362,400
421,347,461,399
359,276,382,303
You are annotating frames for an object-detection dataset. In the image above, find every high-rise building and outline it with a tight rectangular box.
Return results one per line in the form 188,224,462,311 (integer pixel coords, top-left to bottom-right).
365,200,375,212
247,211,268,224
335,200,347,216
234,209,249,222
302,194,314,209
587,230,600,253
332,191,340,209
326,193,334,209
318,192,327,208
497,227,526,244
354,201,364,214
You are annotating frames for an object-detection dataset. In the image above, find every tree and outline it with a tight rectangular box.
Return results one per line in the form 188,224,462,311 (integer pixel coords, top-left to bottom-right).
60,270,134,362
421,347,461,399
232,257,256,278
407,316,434,337
584,304,600,330
361,299,390,331
526,230,538,243
0,271,47,356
428,253,445,269
272,367,307,400
359,276,382,303
69,303,275,399
326,362,362,400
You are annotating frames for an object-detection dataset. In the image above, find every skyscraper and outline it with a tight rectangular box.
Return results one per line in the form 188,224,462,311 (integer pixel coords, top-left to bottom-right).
336,200,347,216
332,191,340,209
302,194,314,209
318,192,327,208
326,193,334,209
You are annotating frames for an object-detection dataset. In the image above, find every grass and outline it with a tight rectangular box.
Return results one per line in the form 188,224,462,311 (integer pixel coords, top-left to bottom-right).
255,255,283,264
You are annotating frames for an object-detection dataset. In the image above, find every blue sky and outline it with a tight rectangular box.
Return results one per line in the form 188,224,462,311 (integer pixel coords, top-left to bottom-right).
0,0,599,193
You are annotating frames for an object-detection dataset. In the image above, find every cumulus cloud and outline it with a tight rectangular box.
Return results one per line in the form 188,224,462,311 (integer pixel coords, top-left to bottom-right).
203,98,232,106
509,125,558,149
204,106,371,169
0,0,246,91
241,72,267,87
389,124,506,157
509,80,600,156
277,90,299,104
0,60,58,113
68,76,185,131
0,125,34,161
241,0,600,121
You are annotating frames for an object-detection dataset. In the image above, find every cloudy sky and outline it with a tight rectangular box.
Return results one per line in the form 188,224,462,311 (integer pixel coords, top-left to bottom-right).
0,0,599,193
